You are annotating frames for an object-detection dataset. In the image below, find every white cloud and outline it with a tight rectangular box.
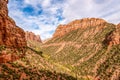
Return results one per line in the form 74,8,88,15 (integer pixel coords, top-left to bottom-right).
42,0,51,8
62,0,120,24
8,0,62,40
8,0,120,40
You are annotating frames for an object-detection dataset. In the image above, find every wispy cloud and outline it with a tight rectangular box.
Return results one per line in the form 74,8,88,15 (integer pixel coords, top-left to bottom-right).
8,0,120,40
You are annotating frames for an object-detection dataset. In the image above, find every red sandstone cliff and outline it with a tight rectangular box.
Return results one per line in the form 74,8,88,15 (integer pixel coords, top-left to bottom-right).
0,0,26,48
0,0,27,63
25,31,42,43
53,18,120,46
53,18,107,38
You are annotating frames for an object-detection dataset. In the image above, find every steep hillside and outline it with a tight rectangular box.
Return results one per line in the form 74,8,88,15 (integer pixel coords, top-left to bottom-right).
0,49,76,80
41,18,120,80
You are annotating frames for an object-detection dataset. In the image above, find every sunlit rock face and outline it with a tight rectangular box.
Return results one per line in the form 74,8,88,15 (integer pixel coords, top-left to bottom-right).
0,0,27,63
53,18,107,38
0,0,27,48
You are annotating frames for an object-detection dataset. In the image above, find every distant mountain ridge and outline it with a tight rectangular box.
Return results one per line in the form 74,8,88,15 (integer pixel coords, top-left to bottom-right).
25,31,42,43
52,18,120,46
53,18,107,38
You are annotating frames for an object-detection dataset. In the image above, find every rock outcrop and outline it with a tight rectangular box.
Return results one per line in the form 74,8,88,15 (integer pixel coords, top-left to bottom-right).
0,50,25,63
25,31,42,42
53,18,107,38
0,0,26,48
107,24,120,46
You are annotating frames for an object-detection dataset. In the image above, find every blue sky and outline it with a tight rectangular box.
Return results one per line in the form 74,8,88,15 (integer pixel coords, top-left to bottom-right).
8,0,120,40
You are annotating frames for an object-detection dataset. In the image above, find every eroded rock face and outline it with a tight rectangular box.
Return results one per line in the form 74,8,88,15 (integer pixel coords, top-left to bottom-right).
0,0,27,48
0,0,8,16
53,18,106,38
25,31,42,42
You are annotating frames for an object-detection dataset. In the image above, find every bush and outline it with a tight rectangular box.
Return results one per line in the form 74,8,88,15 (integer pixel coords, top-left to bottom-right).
0,45,6,51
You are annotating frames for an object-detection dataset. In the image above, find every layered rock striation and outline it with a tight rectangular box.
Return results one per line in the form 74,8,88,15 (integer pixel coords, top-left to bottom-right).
0,0,26,48
53,18,107,38
53,18,120,46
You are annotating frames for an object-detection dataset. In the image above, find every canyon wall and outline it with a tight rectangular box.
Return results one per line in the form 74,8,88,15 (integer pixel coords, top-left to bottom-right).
0,0,27,48
0,0,27,63
53,18,106,38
